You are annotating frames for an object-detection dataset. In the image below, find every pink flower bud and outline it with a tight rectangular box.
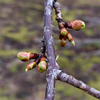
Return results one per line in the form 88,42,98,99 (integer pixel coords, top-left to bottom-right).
60,27,68,36
17,52,31,62
40,57,46,62
72,20,85,31
64,20,85,31
59,39,67,47
25,62,36,72
38,61,47,73
17,52,38,62
67,33,75,46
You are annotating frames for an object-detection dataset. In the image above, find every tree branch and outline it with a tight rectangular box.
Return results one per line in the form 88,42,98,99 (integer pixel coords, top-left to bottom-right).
57,70,100,99
44,0,59,100
44,0,100,100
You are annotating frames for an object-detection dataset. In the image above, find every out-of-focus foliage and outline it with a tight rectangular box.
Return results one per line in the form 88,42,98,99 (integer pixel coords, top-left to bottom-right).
0,0,100,100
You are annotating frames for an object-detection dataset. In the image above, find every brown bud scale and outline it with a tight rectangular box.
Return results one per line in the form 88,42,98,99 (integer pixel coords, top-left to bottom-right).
30,53,38,59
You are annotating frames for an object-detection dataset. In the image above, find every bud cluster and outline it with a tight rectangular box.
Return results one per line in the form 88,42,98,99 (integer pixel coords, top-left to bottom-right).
54,2,75,47
53,1,85,47
59,27,75,46
17,51,47,73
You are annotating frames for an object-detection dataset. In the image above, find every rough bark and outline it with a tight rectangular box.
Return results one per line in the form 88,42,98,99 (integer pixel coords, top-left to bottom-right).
44,0,59,100
57,70,100,99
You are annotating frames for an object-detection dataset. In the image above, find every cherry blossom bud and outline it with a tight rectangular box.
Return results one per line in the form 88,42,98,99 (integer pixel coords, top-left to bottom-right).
72,20,85,31
17,52,38,62
67,33,75,46
60,27,68,36
59,39,67,47
25,62,36,72
64,20,85,31
40,57,46,62
38,61,47,73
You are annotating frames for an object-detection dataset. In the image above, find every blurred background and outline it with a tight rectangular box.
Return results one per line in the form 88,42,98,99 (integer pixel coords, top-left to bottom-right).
0,0,100,100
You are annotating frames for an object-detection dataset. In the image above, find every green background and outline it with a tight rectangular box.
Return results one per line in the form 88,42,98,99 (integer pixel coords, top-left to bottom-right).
0,0,100,100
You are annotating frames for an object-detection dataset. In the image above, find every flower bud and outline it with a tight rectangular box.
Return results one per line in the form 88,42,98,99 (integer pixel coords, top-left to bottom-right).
59,39,67,47
38,61,47,73
40,57,46,62
64,20,85,31
17,52,30,62
64,20,75,28
67,33,75,46
72,20,85,31
17,52,38,62
25,62,36,72
60,27,68,36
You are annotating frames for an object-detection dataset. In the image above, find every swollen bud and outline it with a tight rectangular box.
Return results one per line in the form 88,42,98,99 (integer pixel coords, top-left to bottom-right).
67,33,75,46
25,62,36,72
17,52,38,62
17,52,30,62
64,20,85,31
40,57,46,61
60,27,68,36
59,39,67,47
38,61,47,73
71,20,85,31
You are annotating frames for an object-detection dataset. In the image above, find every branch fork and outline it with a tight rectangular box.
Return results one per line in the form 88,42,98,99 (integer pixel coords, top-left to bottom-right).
17,0,100,99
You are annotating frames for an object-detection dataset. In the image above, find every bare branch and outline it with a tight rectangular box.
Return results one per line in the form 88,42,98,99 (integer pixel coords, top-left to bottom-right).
44,0,59,100
57,70,100,99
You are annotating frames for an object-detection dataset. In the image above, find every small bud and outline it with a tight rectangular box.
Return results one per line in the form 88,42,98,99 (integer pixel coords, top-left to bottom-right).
40,57,46,62
17,52,38,62
67,33,75,46
64,20,85,31
25,62,36,72
17,52,30,62
38,61,47,73
60,27,68,36
59,39,67,47
72,20,85,31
